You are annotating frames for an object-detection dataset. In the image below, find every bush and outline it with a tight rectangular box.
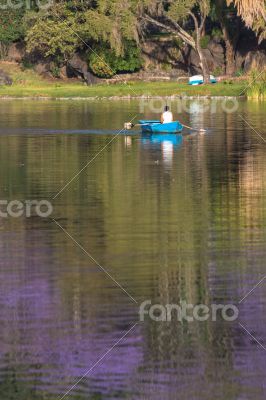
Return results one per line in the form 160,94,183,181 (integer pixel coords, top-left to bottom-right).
247,70,266,99
89,53,115,78
0,10,25,59
212,66,223,76
88,42,143,78
235,68,244,77
211,28,223,40
200,35,211,49
21,59,34,70
113,46,143,73
51,65,61,78
26,18,78,63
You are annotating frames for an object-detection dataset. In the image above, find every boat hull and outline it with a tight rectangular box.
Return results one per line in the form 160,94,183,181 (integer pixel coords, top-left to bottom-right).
139,120,183,134
189,74,217,85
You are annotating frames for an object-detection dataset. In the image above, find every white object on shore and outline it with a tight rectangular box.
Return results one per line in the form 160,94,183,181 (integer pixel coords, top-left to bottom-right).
189,75,217,85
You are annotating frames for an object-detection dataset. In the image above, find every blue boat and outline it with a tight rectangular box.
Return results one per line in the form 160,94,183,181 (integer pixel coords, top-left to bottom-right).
139,120,183,134
189,74,217,85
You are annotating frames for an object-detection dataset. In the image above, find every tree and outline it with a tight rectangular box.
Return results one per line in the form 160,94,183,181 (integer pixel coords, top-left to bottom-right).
139,0,211,83
25,0,140,66
0,10,25,59
88,42,143,78
227,0,266,42
25,17,79,62
78,0,139,56
213,0,241,75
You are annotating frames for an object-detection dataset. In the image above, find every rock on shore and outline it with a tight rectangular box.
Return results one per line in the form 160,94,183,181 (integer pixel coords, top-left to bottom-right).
0,69,12,86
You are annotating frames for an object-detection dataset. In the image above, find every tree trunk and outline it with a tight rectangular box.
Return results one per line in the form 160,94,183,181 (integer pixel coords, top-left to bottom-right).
219,9,240,76
197,45,210,83
143,13,210,82
224,38,236,75
189,11,210,84
221,24,236,75
0,43,8,60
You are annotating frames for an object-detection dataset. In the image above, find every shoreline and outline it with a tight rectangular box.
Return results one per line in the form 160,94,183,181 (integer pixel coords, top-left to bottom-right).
0,94,247,101
0,71,249,99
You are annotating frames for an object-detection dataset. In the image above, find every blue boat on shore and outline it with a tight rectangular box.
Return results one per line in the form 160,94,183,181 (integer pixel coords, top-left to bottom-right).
139,120,183,134
189,74,217,85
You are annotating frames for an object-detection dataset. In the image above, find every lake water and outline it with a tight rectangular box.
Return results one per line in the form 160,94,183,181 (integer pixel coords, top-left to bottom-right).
0,99,265,399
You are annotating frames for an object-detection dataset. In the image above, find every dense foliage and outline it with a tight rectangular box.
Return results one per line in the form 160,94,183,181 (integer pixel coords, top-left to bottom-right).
0,10,25,58
88,43,143,78
26,17,78,61
0,0,264,80
227,0,266,42
22,0,142,74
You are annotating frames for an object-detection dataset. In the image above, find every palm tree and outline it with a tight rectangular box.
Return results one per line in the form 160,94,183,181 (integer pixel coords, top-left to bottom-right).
227,0,266,41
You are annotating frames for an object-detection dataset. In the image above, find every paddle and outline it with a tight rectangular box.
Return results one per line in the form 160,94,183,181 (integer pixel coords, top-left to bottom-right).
182,123,207,133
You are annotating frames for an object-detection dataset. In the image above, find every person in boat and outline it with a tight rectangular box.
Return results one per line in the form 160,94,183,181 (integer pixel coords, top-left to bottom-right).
160,106,173,124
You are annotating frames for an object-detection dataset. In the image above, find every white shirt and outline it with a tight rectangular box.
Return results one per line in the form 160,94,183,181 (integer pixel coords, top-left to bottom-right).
162,111,173,123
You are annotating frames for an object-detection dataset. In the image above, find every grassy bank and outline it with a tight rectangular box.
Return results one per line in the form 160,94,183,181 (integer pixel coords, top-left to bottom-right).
0,81,248,99
0,62,248,99
247,71,266,100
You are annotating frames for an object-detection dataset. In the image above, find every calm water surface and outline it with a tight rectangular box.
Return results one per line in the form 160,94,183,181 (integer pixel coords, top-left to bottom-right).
0,99,265,399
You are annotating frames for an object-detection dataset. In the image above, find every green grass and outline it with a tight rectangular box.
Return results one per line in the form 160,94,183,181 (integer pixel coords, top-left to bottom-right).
0,62,248,99
247,70,266,100
0,80,248,98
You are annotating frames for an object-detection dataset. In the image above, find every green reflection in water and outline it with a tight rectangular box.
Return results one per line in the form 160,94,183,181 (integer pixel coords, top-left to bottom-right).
0,99,265,399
